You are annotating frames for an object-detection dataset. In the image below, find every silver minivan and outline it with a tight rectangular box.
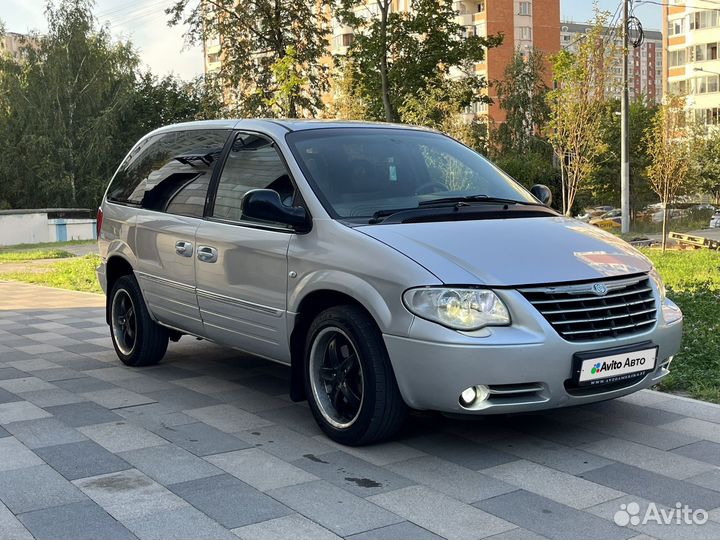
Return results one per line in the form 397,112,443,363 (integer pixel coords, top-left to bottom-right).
97,119,683,445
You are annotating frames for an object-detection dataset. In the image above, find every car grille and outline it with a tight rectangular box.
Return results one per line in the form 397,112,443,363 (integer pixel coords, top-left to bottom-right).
519,275,657,342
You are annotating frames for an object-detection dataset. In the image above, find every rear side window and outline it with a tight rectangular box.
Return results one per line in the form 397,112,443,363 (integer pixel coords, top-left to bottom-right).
107,129,230,218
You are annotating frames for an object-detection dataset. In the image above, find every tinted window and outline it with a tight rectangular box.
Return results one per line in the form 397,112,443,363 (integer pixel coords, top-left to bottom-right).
212,133,295,223
285,128,535,219
107,129,230,217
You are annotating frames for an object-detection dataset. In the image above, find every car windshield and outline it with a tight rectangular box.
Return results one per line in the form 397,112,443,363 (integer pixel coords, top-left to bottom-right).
285,128,537,220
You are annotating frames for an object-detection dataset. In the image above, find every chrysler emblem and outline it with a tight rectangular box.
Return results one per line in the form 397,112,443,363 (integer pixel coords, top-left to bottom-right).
592,283,609,296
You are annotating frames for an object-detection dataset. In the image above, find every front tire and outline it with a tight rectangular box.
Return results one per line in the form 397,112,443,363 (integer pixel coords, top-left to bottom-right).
304,305,407,445
109,275,168,367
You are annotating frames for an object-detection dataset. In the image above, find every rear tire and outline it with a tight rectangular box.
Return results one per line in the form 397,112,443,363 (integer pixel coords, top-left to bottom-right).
109,275,168,367
304,305,407,445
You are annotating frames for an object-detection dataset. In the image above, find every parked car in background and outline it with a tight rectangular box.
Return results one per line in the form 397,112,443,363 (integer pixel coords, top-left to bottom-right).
97,119,683,445
576,206,614,223
589,209,622,230
710,211,720,229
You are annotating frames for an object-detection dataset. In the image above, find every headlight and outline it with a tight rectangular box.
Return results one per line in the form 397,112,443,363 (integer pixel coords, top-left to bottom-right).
402,287,511,331
649,268,666,302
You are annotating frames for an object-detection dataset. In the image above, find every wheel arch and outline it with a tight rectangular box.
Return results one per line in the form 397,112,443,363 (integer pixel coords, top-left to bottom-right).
105,255,135,324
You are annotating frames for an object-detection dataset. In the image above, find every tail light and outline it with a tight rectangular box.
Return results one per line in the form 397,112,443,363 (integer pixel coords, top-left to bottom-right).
96,207,103,239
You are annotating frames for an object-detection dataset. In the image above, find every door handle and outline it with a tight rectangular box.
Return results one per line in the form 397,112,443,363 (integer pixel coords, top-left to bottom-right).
197,246,218,263
175,241,193,257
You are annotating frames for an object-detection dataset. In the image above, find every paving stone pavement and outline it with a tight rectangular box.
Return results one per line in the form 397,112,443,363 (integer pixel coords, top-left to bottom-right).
0,281,719,540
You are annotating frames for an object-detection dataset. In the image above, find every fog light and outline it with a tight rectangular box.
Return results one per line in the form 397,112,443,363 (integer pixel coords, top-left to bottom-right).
459,385,490,407
460,387,477,405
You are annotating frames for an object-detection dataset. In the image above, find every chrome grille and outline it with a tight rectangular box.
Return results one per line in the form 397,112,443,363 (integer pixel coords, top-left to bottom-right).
519,276,657,342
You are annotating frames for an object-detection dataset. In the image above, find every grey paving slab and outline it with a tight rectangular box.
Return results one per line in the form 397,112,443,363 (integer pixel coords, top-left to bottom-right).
581,463,720,509
401,432,518,470
51,357,109,371
206,448,316,491
648,396,720,424
0,388,23,405
256,405,324,437
0,437,44,471
142,366,198,381
232,513,341,540
0,500,33,540
268,480,403,537
18,388,86,407
237,425,334,462
0,367,36,381
17,500,137,540
184,404,273,433
35,440,131,480
7,359,59,372
152,422,250,456
578,437,716,479
119,444,223,485
484,459,623,509
167,473,291,529
4,417,87,449
123,506,235,540
316,436,426,467
661,418,720,443
73,469,189,521
111,376,174,394
80,388,156,410
367,485,516,540
292,450,414,497
0,401,51,424
0,464,87,514
214,386,290,413
45,402,123,427
476,489,633,540
78,421,166,453
686,468,720,492
387,455,516,504
143,388,222,411
672,440,720,467
114,403,195,431
489,433,615,475
173,375,247,395
53,376,116,393
0,377,55,394
346,521,443,540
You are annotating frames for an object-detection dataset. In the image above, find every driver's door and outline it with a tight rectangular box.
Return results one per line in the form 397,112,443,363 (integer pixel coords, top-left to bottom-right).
194,132,295,363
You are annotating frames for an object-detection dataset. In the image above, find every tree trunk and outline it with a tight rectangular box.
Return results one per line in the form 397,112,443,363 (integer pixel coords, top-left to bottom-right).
378,1,395,123
661,204,668,253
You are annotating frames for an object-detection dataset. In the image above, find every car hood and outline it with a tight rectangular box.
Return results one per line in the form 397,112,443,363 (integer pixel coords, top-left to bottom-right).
356,216,652,286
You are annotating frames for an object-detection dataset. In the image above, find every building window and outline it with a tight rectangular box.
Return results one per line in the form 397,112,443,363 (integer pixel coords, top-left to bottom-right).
668,18,685,36
667,49,686,67
477,1,485,13
689,10,720,30
696,107,720,126
518,1,531,16
519,26,532,40
333,33,354,49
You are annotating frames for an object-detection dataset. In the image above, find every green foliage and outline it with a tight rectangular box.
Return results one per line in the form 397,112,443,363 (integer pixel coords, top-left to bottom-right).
695,130,720,204
335,0,502,124
0,1,222,210
0,254,102,293
167,0,331,118
494,47,550,154
643,248,720,403
0,249,73,262
547,11,613,215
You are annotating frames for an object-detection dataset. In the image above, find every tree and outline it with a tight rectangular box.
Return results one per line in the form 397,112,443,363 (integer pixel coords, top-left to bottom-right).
696,130,720,205
0,0,138,209
586,98,658,216
167,0,331,118
334,0,502,123
494,47,550,154
644,95,695,251
546,12,614,215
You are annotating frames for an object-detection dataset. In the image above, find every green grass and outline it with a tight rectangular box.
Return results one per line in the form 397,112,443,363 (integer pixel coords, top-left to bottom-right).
641,248,720,403
0,239,95,252
0,249,74,262
0,254,102,293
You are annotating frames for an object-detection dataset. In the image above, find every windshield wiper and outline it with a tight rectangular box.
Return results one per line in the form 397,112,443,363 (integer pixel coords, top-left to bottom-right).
418,195,541,207
368,207,417,224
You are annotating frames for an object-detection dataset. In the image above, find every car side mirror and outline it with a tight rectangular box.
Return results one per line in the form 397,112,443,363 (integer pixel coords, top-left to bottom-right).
530,184,553,206
241,189,311,232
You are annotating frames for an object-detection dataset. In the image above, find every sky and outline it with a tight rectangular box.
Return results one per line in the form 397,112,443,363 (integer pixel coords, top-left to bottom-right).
3,0,662,81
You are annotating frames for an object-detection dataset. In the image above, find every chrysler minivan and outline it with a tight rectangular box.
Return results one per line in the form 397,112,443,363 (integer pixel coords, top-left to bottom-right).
97,119,683,445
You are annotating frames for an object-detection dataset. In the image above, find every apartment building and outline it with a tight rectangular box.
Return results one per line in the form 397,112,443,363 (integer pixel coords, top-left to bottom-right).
663,0,720,129
0,32,32,61
561,22,663,103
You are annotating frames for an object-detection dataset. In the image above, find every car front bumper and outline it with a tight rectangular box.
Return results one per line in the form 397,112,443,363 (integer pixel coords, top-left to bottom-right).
383,289,683,414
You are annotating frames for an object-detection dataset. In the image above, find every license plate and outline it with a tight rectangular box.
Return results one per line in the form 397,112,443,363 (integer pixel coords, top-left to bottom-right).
577,346,657,386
